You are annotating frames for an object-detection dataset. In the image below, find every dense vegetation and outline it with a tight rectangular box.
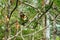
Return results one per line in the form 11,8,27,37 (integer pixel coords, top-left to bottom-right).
0,0,60,40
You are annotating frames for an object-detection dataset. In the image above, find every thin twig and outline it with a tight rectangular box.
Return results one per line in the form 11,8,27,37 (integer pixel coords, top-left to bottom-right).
7,30,21,40
20,26,25,40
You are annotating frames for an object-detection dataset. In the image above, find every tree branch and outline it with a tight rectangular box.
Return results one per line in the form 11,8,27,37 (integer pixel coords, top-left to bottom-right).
9,0,18,19
25,0,53,27
7,25,50,40
53,6,60,18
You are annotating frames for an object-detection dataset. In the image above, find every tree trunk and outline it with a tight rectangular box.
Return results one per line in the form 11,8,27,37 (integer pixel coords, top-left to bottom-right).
42,0,50,40
45,0,50,40
46,12,50,40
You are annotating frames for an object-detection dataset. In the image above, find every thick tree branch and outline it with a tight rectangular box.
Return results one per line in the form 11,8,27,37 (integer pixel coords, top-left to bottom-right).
40,0,53,18
9,0,18,19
